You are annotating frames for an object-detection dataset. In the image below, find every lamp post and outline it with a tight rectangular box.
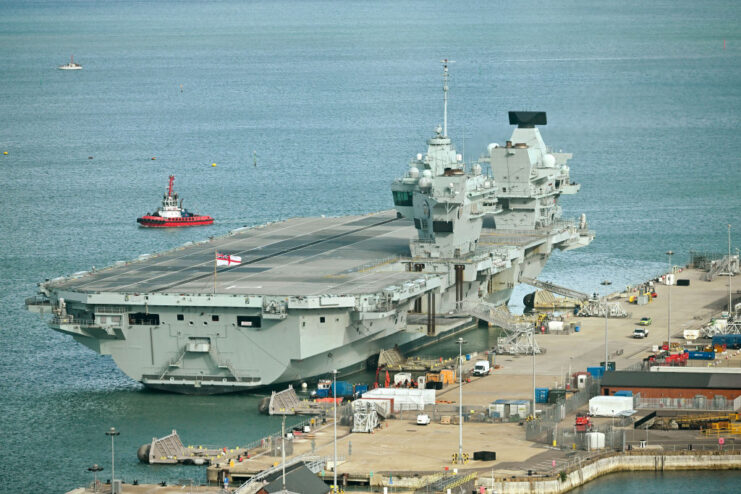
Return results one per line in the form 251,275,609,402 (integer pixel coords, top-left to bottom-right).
332,368,338,493
105,427,120,492
87,464,103,493
601,280,612,371
729,225,733,317
281,414,287,493
531,327,536,416
457,337,466,464
666,250,674,350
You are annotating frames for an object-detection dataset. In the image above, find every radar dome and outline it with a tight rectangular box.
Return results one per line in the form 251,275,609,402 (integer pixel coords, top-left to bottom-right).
487,143,499,154
422,169,432,178
543,153,556,167
408,167,420,178
416,153,423,161
418,177,432,189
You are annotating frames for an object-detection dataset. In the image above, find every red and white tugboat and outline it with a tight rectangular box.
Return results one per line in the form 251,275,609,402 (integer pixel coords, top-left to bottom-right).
137,175,214,227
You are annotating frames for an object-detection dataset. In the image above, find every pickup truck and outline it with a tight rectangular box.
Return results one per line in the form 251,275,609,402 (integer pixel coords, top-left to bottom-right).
633,328,649,338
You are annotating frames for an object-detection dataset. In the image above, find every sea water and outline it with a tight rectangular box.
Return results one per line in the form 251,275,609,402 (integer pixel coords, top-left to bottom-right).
1,0,740,491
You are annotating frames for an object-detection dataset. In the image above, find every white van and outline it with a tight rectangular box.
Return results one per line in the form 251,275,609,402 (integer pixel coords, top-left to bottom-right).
473,360,490,376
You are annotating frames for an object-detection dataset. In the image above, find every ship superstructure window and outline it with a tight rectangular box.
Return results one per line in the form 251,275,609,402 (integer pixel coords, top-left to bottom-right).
320,316,326,323
432,220,453,233
392,190,413,206
128,312,160,325
237,315,261,328
212,315,219,322
177,314,184,321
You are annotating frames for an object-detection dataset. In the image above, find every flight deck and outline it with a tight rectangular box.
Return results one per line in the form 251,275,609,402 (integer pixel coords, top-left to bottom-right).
51,211,425,297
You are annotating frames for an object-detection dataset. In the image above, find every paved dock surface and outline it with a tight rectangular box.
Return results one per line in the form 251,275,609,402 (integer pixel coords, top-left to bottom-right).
70,268,739,493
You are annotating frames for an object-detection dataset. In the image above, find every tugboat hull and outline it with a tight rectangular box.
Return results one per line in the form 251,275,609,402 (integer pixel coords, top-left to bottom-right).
137,216,214,227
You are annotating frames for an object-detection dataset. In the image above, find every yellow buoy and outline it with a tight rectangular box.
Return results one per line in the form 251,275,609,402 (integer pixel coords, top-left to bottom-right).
211,162,217,167
3,151,7,155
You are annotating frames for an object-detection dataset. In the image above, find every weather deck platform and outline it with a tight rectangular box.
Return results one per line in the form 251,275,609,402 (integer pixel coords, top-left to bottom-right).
50,211,425,296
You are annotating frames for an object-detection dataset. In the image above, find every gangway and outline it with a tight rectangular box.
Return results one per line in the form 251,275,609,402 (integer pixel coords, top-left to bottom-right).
520,276,590,302
460,301,541,355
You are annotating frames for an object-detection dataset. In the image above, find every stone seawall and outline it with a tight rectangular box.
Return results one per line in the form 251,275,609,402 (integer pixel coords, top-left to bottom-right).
485,451,741,494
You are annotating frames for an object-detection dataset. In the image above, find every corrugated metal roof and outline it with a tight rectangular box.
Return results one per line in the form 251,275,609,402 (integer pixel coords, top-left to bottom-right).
601,371,741,390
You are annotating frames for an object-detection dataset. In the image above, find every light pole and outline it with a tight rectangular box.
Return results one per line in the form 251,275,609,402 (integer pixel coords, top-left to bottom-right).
666,250,674,350
601,280,612,371
531,327,536,416
87,464,103,493
281,414,287,493
457,337,465,464
332,368,338,493
105,427,120,493
729,225,733,317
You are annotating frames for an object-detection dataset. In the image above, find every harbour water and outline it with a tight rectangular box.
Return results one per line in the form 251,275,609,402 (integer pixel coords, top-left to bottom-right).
1,0,739,492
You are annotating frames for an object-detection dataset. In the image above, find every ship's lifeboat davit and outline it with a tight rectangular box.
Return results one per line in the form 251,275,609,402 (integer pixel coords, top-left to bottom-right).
137,175,214,228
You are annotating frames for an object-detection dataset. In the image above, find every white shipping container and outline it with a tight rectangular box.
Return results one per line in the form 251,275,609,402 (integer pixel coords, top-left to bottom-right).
588,396,634,417
489,404,506,417
586,432,605,450
362,388,435,412
394,372,412,385
548,321,564,331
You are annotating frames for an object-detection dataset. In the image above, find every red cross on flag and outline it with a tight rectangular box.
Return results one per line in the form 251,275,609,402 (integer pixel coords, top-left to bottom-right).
216,252,242,266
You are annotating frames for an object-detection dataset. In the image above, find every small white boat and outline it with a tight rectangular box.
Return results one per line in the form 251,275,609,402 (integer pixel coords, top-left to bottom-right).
58,55,82,70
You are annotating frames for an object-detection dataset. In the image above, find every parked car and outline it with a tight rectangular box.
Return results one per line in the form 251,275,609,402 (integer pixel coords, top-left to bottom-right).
633,328,649,338
416,413,431,425
638,317,652,326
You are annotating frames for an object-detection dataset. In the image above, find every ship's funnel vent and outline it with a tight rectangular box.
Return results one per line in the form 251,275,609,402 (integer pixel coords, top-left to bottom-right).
508,111,547,128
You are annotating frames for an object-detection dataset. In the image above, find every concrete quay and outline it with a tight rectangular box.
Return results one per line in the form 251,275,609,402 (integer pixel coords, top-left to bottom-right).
69,268,741,493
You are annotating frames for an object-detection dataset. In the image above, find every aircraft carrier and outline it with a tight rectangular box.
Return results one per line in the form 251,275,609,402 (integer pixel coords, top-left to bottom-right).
26,65,593,394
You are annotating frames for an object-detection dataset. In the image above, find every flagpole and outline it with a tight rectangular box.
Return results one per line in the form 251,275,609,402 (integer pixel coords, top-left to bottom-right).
213,249,217,294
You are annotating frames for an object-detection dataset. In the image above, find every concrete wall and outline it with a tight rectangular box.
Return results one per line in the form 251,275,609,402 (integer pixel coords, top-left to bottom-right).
483,451,741,494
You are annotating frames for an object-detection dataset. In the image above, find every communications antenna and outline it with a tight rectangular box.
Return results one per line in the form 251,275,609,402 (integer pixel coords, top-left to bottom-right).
441,59,455,137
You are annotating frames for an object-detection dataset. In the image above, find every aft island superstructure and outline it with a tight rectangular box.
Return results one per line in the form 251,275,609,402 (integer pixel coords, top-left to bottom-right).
27,67,593,394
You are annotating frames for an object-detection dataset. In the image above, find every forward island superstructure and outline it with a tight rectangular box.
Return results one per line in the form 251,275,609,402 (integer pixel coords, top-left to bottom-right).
27,67,593,394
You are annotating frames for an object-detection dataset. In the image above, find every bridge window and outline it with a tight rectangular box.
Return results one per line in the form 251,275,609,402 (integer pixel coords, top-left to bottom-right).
392,190,413,207
128,312,160,325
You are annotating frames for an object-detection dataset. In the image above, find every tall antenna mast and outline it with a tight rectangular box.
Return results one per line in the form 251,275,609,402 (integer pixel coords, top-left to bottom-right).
441,59,454,137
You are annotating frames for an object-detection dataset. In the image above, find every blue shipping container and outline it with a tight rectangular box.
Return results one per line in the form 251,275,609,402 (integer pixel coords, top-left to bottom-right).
332,381,354,397
614,390,633,397
712,334,741,349
685,350,715,360
535,387,549,403
354,384,369,395
587,366,605,378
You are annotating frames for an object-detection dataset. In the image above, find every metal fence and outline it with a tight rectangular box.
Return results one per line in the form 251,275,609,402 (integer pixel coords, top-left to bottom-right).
633,393,741,412
526,379,606,450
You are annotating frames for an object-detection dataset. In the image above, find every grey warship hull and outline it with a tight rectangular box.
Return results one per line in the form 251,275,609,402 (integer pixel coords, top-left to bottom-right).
27,71,593,394
27,209,588,394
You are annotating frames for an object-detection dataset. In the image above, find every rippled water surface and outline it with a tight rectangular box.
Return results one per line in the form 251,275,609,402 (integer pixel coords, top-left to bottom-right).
1,0,740,492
